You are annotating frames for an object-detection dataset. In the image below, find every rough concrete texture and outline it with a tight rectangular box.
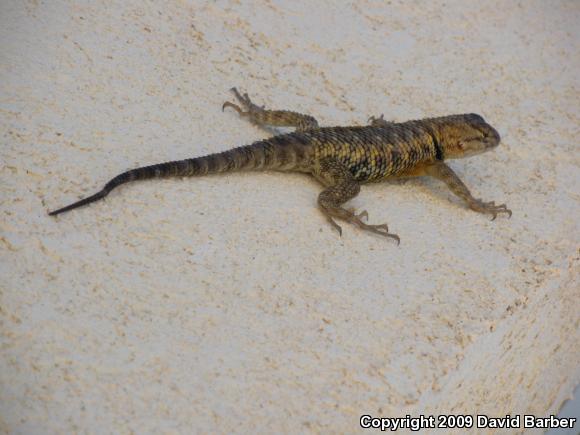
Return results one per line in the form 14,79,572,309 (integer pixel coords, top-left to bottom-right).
1,0,579,433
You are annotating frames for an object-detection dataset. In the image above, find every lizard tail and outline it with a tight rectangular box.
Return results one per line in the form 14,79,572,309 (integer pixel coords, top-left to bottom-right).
48,136,310,216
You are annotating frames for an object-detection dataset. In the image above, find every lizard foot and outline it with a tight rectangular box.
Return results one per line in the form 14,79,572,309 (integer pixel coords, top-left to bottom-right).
353,219,400,244
222,87,264,115
368,114,392,127
470,199,512,221
323,209,399,243
348,211,400,244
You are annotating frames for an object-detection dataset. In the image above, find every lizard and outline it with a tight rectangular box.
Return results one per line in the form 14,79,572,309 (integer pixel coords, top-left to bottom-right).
48,87,511,243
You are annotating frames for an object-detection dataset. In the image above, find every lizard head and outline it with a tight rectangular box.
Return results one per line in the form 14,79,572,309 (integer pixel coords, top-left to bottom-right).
441,113,501,159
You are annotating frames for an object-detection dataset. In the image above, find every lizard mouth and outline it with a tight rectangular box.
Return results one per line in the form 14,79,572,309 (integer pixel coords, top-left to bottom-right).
459,134,499,157
470,120,501,149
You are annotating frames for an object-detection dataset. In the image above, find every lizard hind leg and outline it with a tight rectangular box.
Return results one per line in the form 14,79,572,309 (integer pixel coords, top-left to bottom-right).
222,87,319,132
315,157,400,244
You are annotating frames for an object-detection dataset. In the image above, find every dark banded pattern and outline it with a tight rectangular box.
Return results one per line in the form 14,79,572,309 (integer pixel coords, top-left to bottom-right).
48,137,314,216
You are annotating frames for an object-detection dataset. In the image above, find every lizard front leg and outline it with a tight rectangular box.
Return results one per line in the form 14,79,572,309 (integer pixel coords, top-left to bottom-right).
426,162,511,220
222,87,319,132
314,157,400,243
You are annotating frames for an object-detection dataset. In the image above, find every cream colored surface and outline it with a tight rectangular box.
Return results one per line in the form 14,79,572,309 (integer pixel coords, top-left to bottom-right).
1,1,578,433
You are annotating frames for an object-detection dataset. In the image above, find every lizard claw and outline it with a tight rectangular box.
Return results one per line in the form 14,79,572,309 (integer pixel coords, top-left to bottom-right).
360,223,400,244
327,216,343,237
471,199,512,220
222,101,243,114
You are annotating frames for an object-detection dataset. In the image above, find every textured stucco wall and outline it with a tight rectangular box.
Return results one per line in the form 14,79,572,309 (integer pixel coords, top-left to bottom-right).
1,1,578,433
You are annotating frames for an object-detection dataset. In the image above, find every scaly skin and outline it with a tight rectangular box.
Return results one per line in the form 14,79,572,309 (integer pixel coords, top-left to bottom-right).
49,87,511,242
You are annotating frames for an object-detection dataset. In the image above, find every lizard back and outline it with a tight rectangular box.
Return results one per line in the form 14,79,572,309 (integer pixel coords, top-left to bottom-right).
305,123,440,182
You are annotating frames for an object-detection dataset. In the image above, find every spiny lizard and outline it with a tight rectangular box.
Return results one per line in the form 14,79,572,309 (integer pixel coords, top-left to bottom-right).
49,88,511,243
